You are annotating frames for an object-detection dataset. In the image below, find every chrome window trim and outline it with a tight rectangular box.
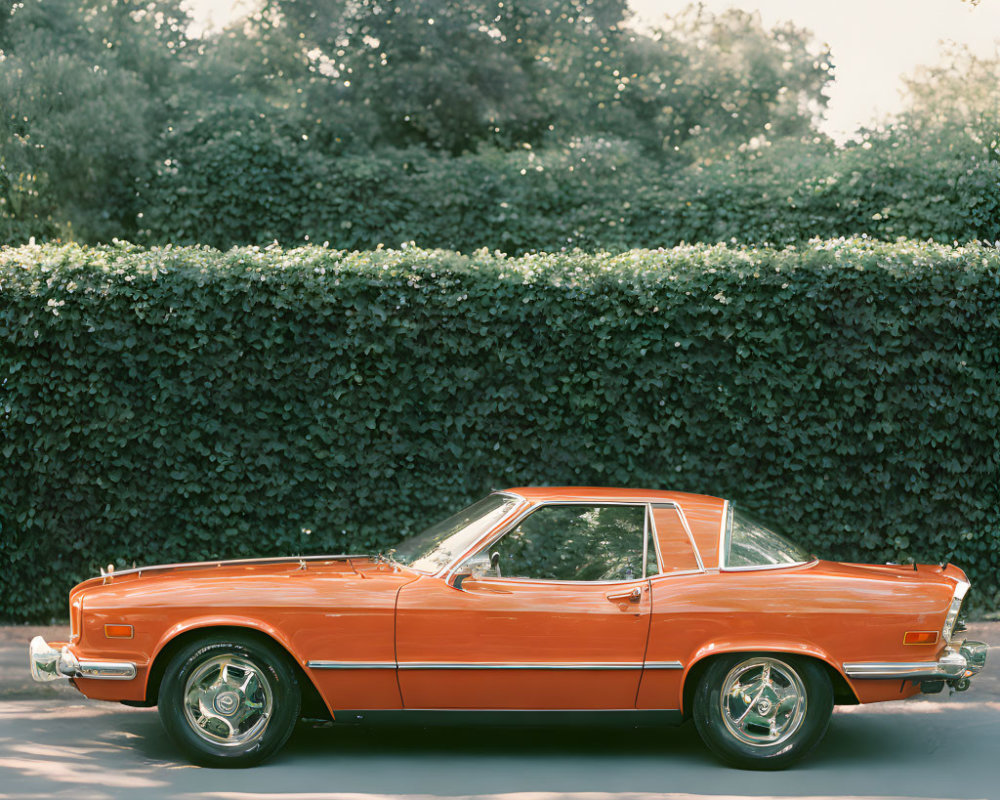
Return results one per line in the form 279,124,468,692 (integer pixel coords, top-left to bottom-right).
717,499,729,569
721,560,819,572
719,500,733,569
427,493,531,579
404,491,529,576
648,567,712,581
642,507,650,578
443,499,691,585
647,503,665,576
648,502,705,575
672,504,706,572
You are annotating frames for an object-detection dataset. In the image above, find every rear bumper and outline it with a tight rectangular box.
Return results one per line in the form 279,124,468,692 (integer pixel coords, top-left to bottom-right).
843,640,988,681
29,636,137,681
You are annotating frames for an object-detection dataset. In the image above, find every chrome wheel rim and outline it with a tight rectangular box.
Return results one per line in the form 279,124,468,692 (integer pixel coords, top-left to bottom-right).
719,657,807,747
182,654,274,747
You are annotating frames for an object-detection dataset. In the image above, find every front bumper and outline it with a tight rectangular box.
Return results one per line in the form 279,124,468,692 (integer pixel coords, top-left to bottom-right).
29,636,136,681
843,640,988,682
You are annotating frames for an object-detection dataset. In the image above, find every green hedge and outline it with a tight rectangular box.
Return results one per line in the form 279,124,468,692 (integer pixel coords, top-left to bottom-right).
2,240,999,621
133,135,1000,254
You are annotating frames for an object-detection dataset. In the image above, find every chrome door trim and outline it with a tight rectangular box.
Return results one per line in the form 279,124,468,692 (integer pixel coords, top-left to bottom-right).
399,662,647,670
307,660,684,670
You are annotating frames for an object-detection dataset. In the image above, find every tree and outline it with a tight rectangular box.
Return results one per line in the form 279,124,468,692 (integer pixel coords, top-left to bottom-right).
0,0,190,243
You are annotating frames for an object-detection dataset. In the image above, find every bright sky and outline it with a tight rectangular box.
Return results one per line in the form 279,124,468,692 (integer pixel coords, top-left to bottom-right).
184,0,1000,141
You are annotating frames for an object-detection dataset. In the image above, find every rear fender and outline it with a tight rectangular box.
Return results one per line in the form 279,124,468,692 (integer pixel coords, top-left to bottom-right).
680,638,855,713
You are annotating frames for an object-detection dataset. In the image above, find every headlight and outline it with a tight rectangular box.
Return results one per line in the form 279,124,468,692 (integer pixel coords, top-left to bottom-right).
942,580,970,643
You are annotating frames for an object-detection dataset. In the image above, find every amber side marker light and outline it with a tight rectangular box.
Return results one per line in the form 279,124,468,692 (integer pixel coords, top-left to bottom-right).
104,624,134,639
903,631,939,645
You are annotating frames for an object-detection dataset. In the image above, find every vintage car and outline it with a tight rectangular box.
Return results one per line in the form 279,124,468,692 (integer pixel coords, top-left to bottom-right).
30,487,987,769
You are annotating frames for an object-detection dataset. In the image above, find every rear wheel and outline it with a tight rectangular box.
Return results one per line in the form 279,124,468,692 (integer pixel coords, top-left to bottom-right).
158,633,300,767
693,653,832,770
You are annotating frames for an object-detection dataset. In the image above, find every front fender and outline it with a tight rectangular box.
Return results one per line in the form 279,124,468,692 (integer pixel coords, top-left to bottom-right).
150,615,305,671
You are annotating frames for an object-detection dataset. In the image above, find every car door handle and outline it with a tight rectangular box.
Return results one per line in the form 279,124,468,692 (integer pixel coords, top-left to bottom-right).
606,587,642,603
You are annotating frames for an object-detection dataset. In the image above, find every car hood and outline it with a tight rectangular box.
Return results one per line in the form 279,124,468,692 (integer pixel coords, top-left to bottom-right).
69,555,416,607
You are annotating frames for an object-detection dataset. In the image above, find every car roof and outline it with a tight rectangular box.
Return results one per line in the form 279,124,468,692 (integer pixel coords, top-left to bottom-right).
502,486,724,506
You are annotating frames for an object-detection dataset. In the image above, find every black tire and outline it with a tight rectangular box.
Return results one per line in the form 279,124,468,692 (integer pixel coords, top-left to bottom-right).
692,653,832,770
158,632,301,767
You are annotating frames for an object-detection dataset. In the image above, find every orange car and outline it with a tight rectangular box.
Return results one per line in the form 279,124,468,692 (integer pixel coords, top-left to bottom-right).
30,487,987,769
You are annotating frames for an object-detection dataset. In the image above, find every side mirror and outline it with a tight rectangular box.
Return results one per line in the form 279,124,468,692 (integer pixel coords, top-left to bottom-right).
450,552,491,589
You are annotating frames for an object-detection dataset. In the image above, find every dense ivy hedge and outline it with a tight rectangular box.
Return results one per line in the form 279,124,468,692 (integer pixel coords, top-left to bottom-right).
134,138,1000,254
2,240,999,621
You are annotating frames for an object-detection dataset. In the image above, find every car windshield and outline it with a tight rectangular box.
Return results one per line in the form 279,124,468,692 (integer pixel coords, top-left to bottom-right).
392,494,521,574
725,506,812,568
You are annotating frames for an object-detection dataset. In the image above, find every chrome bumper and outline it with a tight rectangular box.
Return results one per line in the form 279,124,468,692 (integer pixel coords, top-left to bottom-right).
843,640,988,681
29,636,137,681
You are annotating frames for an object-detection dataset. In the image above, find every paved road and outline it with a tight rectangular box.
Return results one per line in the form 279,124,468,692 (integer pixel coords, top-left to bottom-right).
2,625,997,800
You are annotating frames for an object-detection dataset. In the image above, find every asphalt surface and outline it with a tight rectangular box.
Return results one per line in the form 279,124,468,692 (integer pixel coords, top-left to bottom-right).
1,624,998,800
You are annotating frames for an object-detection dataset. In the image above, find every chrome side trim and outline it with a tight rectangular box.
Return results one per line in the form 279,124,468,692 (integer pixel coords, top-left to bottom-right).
398,662,647,670
307,661,685,671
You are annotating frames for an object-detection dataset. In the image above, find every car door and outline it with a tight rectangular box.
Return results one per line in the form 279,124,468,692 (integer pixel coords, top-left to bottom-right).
394,502,656,710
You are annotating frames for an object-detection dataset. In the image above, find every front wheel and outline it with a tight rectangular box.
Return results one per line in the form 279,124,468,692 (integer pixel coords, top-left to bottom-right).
693,653,832,770
158,633,301,767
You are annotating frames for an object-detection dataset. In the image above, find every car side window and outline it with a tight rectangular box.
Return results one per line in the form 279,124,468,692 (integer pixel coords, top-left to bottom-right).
462,504,647,582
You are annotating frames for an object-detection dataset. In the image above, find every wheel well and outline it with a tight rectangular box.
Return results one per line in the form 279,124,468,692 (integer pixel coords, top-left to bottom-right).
680,651,858,718
140,625,330,720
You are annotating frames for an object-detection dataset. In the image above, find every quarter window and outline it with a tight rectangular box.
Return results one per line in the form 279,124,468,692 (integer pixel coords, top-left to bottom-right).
725,506,811,568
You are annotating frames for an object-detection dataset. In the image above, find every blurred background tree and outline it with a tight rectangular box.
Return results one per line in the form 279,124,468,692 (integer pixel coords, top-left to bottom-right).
1,0,997,249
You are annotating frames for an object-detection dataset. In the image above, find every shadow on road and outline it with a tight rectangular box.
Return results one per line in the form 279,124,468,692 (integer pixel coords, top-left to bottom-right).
2,698,998,799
